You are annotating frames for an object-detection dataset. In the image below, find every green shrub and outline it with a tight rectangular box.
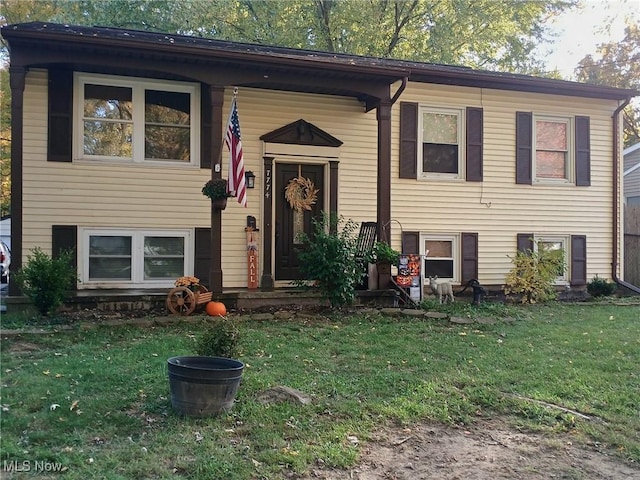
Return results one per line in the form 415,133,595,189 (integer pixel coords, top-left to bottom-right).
14,247,77,316
504,241,565,304
587,275,617,298
373,241,400,264
196,318,240,358
295,213,371,307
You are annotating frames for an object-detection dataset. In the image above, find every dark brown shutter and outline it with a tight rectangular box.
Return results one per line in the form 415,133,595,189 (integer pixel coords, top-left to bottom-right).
401,231,420,254
461,232,478,283
399,102,418,179
466,107,483,182
516,111,532,185
194,227,211,288
200,84,212,170
52,225,78,289
570,235,587,286
517,233,534,253
48,68,73,162
575,116,591,186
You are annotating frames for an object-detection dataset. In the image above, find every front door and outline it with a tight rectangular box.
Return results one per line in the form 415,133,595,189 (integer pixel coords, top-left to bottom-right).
275,163,324,281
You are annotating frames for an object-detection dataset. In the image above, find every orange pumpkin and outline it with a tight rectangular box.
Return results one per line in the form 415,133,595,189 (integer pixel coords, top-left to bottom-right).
205,301,227,317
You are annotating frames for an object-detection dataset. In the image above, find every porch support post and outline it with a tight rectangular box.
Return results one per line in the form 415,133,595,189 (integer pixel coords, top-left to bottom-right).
261,156,275,290
9,66,26,297
329,160,339,233
376,98,392,243
209,85,225,293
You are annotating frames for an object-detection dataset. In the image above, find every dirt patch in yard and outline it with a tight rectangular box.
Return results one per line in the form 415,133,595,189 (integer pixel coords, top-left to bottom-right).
299,418,639,480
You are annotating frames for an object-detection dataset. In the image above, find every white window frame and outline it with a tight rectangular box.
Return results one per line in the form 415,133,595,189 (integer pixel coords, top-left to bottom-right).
74,73,200,166
80,228,193,288
534,235,569,285
418,106,465,180
420,233,459,283
533,115,574,184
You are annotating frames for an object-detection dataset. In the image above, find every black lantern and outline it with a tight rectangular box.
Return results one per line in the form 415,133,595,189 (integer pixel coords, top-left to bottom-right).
245,170,256,189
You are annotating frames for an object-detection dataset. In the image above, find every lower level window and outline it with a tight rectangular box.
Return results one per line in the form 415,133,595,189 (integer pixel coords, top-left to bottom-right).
421,234,458,282
535,235,568,284
83,229,191,286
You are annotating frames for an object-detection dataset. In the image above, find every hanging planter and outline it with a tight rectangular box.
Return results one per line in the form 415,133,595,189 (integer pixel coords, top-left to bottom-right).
202,178,231,210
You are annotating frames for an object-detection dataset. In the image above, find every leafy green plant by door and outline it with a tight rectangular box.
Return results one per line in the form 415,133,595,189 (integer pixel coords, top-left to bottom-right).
295,213,371,307
504,241,565,304
15,247,77,316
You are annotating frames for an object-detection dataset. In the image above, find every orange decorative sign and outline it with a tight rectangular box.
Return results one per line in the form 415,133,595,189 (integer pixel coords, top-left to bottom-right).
246,229,259,289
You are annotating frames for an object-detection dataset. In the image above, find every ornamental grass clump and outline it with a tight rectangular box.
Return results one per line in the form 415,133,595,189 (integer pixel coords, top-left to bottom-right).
504,241,565,304
196,318,240,358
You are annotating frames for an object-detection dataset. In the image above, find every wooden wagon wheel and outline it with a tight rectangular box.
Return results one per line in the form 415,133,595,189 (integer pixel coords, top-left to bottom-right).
166,287,196,316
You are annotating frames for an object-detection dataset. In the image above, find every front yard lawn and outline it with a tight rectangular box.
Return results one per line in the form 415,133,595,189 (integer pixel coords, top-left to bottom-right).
1,302,638,479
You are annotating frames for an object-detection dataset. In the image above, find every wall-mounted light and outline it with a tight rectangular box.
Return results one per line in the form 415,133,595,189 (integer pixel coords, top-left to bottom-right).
245,170,256,189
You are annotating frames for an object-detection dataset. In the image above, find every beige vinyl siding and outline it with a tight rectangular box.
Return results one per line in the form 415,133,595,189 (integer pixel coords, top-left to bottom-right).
391,83,621,285
22,70,378,288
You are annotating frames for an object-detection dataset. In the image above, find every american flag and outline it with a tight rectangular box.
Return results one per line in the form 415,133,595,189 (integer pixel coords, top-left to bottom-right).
225,96,247,207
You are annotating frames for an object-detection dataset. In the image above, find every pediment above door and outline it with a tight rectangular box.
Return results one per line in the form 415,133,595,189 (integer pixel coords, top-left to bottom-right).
260,119,343,147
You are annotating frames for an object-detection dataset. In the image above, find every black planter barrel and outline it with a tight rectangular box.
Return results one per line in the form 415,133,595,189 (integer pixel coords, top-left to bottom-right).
167,356,244,417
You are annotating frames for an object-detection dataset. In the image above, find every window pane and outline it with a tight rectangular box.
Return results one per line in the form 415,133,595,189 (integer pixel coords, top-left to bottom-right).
84,121,133,157
89,236,132,280
84,85,132,120
144,237,184,255
423,144,458,174
423,112,457,144
425,259,454,278
144,258,184,279
144,236,184,279
536,120,567,150
425,240,452,258
89,258,132,280
536,151,566,179
145,90,191,161
145,90,190,124
145,125,190,161
89,236,132,255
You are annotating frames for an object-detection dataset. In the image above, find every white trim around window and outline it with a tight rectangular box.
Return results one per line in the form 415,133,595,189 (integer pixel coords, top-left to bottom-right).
533,115,574,184
534,235,569,285
79,228,193,289
73,73,200,166
418,106,465,180
420,233,459,283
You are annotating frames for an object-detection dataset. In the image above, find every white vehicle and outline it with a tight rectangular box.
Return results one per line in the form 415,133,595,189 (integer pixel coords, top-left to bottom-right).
0,240,11,283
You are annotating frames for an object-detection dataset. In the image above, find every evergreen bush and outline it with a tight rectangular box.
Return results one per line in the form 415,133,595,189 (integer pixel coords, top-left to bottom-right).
587,275,617,298
196,318,240,358
15,247,77,316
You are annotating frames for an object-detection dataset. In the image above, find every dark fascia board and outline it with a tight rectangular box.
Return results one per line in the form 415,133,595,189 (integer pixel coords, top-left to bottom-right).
2,22,638,101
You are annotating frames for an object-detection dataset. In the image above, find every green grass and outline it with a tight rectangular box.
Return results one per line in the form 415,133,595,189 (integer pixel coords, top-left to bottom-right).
1,302,639,479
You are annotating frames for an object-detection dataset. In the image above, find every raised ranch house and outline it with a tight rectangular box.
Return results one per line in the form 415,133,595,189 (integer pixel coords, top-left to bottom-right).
3,22,639,306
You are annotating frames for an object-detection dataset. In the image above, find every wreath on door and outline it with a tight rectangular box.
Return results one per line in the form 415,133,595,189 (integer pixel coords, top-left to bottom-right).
285,176,319,212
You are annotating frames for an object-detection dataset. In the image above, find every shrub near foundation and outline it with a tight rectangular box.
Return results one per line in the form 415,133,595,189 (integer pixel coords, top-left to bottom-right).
14,247,77,316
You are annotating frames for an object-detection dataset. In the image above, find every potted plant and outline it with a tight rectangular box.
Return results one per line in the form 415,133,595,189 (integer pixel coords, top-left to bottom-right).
202,178,231,210
372,241,400,290
167,318,244,417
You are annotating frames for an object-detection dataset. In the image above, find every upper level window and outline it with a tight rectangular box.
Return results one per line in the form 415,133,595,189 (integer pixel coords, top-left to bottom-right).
419,107,464,179
75,74,199,165
534,116,572,183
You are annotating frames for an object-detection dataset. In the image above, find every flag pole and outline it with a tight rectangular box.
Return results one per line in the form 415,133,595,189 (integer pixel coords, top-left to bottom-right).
215,87,239,174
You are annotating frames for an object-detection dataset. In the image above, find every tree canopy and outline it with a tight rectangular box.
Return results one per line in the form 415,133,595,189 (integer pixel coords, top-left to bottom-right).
575,24,640,147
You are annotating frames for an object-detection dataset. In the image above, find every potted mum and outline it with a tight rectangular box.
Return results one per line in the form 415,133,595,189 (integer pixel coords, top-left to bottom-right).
202,178,231,210
373,241,400,290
